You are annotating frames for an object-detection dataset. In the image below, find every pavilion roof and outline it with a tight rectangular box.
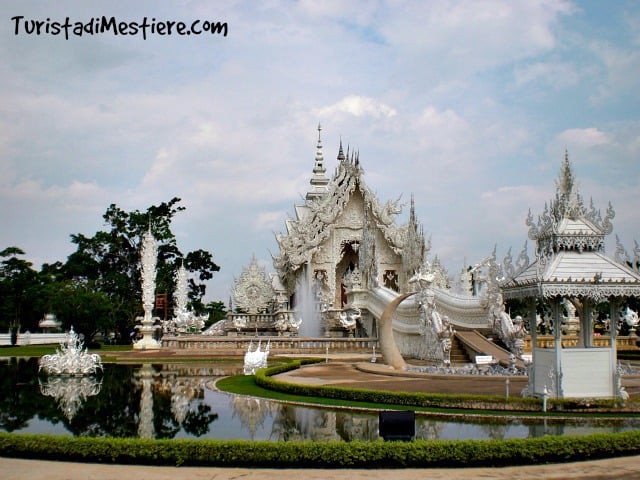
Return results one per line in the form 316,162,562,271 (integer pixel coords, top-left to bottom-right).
501,153,640,302
502,250,640,301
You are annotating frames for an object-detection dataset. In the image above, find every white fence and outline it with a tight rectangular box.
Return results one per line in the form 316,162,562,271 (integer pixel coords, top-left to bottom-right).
0,332,66,346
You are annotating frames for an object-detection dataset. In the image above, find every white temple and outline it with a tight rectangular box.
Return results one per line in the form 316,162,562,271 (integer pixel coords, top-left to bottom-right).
170,127,640,400
222,125,493,353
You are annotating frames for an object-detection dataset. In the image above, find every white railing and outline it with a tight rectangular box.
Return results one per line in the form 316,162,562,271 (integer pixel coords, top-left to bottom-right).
162,335,378,353
0,332,67,346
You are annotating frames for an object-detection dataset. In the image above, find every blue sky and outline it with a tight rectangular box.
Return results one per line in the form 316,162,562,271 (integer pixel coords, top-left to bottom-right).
1,0,639,301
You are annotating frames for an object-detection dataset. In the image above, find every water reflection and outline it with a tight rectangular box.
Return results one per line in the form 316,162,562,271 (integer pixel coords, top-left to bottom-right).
0,358,638,441
39,376,102,421
231,396,277,440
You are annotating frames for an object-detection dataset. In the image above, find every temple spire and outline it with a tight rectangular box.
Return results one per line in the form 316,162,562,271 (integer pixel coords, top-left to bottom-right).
337,137,345,161
313,123,325,175
554,150,583,220
306,123,330,201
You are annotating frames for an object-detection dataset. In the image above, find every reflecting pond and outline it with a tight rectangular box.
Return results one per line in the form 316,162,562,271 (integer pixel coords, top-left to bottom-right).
0,358,638,441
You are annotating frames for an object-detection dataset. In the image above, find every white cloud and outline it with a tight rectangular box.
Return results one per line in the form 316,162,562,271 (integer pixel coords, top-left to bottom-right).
556,128,610,148
589,41,640,102
254,210,287,232
315,95,397,119
0,0,638,303
513,61,580,89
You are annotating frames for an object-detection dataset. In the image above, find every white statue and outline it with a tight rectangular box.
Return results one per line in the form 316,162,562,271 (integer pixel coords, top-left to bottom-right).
167,263,209,334
243,340,270,375
274,313,302,336
489,293,526,358
620,306,639,334
410,267,455,365
233,316,248,333
289,316,302,334
339,307,360,334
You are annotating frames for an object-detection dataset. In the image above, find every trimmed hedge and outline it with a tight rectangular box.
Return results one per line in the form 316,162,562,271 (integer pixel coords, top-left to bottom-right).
1,431,640,468
254,360,625,412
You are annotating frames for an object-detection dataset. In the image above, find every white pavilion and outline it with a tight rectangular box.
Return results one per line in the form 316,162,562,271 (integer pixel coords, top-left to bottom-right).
501,153,640,399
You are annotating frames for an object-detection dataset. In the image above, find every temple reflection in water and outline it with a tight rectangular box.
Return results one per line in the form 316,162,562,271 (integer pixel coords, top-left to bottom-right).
0,359,634,441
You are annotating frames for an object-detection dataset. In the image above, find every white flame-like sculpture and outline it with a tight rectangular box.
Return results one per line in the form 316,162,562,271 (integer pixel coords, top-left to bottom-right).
165,263,208,334
243,340,270,375
39,326,102,376
133,229,162,350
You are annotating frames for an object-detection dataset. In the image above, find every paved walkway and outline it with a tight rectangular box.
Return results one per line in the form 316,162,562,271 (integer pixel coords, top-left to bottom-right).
3,456,640,480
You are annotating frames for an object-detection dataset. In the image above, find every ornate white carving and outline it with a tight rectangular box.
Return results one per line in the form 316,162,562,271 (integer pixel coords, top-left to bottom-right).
134,229,162,350
234,256,275,314
338,307,360,333
410,266,454,365
619,306,639,328
243,340,269,375
39,326,103,376
140,230,158,322
166,264,208,333
273,145,428,304
488,293,527,357
274,312,302,336
502,241,530,281
526,154,613,260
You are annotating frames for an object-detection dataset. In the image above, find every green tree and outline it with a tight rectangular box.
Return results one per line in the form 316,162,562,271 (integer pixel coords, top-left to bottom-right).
61,197,220,341
0,247,40,343
203,300,228,328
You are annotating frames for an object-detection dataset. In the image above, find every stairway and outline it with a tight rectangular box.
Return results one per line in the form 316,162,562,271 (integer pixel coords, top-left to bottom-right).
455,330,526,369
449,335,471,364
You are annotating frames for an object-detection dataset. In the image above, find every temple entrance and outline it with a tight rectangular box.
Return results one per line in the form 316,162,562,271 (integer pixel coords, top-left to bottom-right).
336,240,359,307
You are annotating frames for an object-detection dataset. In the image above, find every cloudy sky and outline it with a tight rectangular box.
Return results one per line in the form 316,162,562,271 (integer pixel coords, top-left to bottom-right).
2,0,639,302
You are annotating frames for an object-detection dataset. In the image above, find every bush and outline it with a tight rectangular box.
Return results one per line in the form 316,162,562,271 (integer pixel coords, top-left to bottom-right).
1,431,639,468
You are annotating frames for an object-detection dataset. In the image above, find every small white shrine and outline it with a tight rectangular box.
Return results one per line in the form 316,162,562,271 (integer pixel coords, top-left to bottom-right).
502,153,640,399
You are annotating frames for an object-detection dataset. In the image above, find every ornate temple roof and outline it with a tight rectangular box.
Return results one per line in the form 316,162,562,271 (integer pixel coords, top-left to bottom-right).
273,130,425,284
502,153,640,301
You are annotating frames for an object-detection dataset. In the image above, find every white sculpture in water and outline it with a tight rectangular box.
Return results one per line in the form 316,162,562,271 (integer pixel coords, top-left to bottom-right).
165,263,209,334
133,228,162,350
39,326,102,376
243,340,270,375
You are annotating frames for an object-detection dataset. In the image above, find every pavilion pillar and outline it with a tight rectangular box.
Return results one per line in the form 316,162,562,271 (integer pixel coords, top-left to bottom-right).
609,298,619,396
552,297,562,398
582,298,593,348
527,298,537,351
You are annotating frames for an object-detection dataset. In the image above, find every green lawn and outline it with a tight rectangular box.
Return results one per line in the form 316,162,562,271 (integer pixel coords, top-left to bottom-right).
0,344,132,357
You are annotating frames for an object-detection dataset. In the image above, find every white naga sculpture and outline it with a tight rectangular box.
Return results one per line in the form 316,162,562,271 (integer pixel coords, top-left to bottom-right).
338,307,361,334
39,326,102,376
243,340,270,375
411,267,454,365
489,293,527,358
